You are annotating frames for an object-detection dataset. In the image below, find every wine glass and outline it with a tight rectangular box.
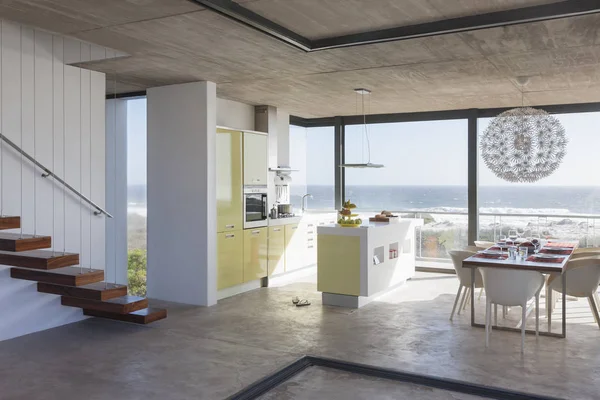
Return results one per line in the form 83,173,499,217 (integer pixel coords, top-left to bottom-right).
531,232,541,255
508,229,519,242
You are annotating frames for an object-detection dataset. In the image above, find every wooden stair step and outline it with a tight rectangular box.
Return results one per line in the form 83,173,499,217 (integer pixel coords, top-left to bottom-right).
62,295,148,314
11,266,104,286
0,250,78,270
0,232,51,252
84,308,167,324
38,281,127,301
0,216,20,230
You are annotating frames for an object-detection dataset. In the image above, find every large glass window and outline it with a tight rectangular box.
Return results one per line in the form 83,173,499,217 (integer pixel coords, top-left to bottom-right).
126,98,147,296
289,125,335,212
478,112,600,246
344,120,468,260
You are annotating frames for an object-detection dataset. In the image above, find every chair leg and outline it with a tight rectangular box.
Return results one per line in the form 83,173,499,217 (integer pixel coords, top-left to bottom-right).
502,306,507,319
485,298,491,348
548,289,553,333
462,287,471,310
494,304,498,326
458,286,471,314
458,287,469,314
535,294,540,337
478,287,484,300
450,285,463,321
521,303,526,354
588,296,600,330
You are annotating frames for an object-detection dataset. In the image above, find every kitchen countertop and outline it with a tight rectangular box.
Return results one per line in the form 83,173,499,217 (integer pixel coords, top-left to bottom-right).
268,216,303,226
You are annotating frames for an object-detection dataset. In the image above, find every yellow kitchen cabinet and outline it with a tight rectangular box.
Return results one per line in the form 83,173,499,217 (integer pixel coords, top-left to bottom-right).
216,128,243,233
217,231,243,290
244,227,268,282
268,226,285,276
284,223,304,272
243,132,268,186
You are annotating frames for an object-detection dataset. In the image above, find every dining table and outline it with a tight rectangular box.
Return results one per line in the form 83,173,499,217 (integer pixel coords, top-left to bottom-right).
462,241,578,338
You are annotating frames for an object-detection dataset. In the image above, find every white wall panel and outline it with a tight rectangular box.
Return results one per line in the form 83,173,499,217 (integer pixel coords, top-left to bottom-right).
0,20,106,341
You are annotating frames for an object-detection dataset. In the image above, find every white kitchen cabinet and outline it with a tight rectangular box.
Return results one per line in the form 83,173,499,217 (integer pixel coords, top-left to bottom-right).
243,132,268,186
285,223,305,272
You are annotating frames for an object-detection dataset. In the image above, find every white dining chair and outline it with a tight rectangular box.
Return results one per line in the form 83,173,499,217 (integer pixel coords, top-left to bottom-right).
480,268,544,353
571,247,600,259
547,255,600,329
474,240,495,249
448,250,482,320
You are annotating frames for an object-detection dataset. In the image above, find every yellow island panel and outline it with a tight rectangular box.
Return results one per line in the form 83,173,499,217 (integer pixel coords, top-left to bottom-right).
317,235,361,296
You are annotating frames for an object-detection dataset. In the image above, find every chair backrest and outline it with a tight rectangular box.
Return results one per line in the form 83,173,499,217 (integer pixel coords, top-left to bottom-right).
562,256,600,297
448,250,481,287
572,247,600,260
480,268,544,307
474,241,495,249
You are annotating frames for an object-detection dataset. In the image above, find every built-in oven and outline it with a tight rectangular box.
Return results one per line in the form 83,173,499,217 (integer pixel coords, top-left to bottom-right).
243,186,268,229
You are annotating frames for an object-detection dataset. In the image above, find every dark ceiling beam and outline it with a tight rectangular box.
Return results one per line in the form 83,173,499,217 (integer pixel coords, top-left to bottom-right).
189,0,600,52
190,0,312,51
312,0,600,50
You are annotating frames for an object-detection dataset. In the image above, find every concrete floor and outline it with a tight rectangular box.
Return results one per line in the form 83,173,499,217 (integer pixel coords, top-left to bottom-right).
1,271,600,400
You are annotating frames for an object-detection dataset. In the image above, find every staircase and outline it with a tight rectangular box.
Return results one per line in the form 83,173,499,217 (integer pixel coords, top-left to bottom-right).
0,215,166,325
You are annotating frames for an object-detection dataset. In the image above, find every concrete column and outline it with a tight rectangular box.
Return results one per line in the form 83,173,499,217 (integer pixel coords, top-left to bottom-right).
147,81,217,306
105,99,128,285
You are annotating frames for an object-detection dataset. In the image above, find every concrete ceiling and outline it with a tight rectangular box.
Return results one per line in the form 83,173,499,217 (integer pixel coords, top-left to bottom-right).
1,0,600,117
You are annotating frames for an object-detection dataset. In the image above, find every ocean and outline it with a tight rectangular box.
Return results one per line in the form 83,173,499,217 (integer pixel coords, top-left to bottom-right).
291,185,600,216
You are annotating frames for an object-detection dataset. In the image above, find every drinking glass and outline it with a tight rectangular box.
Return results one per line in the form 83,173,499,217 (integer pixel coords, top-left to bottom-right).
508,230,519,242
518,246,528,261
508,246,518,260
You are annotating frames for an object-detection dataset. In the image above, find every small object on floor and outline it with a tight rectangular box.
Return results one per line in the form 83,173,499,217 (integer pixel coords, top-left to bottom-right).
292,296,300,305
296,299,311,307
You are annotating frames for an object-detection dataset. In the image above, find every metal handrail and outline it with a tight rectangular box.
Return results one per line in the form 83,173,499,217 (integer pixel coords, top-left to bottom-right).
0,133,113,218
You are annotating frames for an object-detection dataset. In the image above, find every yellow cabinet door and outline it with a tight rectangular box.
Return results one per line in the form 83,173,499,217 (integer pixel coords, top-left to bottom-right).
217,231,243,290
268,226,285,276
244,227,268,282
284,223,304,272
217,128,243,232
243,132,268,186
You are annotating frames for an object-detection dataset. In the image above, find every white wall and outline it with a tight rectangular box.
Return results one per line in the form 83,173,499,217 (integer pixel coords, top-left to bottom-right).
0,20,106,341
147,81,217,306
216,97,254,131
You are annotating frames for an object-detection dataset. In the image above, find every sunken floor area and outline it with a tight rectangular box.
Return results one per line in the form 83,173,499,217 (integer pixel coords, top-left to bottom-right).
1,271,600,399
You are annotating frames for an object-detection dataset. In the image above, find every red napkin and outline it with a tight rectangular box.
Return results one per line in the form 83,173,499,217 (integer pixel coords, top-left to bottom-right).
489,246,502,251
475,253,508,260
527,255,564,263
539,249,572,255
546,242,576,248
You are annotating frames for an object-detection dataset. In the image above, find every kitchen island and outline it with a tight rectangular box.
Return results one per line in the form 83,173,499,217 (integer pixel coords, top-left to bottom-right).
317,219,423,308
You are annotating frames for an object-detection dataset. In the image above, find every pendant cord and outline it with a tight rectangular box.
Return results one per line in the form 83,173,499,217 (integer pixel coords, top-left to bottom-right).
62,38,66,255
114,73,117,286
52,35,55,255
364,93,372,164
33,29,36,237
79,43,82,275
19,26,23,239
89,57,93,271
0,20,3,218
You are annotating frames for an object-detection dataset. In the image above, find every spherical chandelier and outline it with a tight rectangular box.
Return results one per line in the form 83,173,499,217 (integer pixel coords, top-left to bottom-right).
480,106,568,183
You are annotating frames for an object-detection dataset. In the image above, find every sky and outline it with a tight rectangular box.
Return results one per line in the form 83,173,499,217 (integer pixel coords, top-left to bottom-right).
126,98,600,188
291,113,600,187
127,98,147,186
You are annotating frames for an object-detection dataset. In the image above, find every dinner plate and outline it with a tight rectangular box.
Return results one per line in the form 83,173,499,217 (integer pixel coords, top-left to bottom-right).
542,247,573,251
533,253,564,259
479,250,504,255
